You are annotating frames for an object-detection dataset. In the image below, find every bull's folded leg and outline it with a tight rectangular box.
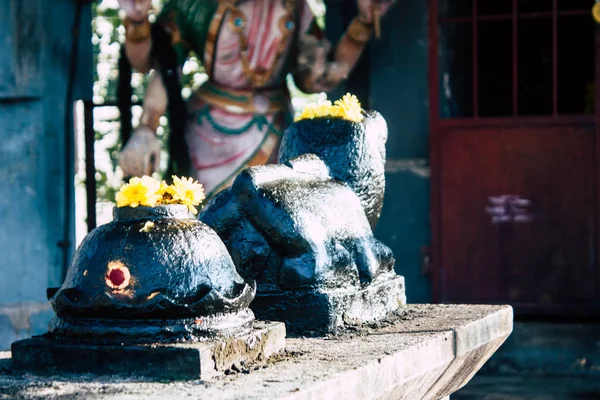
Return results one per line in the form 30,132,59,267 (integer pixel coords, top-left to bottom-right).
345,238,396,284
278,241,360,290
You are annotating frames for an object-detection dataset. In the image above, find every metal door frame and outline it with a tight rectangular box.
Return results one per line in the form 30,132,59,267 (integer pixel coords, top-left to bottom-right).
428,0,600,309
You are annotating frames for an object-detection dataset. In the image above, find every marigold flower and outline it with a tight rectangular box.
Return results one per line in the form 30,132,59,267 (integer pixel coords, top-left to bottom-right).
157,180,173,204
115,175,205,213
115,176,161,208
334,93,363,123
294,93,364,123
165,176,205,214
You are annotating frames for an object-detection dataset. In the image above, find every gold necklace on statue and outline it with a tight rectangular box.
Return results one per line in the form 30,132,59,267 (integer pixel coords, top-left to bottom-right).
228,0,296,87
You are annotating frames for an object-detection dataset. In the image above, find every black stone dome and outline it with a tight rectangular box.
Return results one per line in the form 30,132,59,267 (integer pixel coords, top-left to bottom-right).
48,205,256,342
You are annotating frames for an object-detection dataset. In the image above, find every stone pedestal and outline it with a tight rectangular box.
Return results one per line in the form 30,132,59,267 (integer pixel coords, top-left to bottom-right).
1,305,512,399
10,322,285,381
252,275,406,335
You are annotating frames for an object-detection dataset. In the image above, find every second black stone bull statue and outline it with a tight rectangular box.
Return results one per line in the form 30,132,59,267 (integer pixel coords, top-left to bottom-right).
200,111,406,332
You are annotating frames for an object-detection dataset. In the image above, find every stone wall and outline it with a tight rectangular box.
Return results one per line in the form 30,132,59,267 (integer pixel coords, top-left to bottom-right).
326,0,433,303
0,0,92,350
369,0,432,303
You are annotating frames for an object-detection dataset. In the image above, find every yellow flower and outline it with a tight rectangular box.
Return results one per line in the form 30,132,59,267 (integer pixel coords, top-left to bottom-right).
334,93,364,123
294,93,364,123
593,2,600,24
157,180,173,204
295,100,332,121
165,176,205,214
115,176,161,208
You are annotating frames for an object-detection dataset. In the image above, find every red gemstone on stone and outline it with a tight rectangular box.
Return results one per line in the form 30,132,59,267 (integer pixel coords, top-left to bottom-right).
108,269,126,287
105,261,131,290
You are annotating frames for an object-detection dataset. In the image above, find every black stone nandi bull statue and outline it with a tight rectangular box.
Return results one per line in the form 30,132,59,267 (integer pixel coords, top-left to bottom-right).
200,95,406,333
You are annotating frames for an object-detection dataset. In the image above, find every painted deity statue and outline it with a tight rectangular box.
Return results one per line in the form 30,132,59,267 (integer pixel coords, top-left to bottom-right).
117,0,395,198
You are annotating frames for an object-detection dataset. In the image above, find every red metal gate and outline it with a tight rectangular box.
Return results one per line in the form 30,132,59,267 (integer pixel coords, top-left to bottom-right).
429,0,600,314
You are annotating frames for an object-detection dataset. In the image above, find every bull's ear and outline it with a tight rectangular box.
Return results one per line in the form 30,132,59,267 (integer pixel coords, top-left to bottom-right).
363,110,388,138
363,110,389,160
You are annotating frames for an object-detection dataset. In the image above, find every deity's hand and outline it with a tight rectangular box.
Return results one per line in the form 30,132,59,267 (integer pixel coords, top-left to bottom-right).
356,0,396,24
117,0,152,22
297,36,331,80
296,36,350,91
118,127,161,178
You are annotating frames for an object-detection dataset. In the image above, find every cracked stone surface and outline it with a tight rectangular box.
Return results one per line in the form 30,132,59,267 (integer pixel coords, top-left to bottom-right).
0,304,513,400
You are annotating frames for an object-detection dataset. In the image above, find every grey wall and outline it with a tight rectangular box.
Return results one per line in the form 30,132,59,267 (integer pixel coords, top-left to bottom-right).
0,0,92,349
326,1,432,303
369,1,432,303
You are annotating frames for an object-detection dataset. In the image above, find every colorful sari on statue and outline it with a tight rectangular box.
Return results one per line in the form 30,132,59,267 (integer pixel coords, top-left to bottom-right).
158,0,315,198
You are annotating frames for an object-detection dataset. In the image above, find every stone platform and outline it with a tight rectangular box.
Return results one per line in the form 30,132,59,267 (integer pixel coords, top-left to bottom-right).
0,304,512,399
252,275,407,335
10,322,286,381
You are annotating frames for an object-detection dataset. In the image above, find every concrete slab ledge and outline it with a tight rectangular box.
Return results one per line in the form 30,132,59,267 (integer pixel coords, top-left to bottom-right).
0,304,513,400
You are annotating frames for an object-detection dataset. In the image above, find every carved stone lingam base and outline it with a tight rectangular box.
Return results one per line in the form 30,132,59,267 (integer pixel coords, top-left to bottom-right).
11,205,285,380
11,321,285,380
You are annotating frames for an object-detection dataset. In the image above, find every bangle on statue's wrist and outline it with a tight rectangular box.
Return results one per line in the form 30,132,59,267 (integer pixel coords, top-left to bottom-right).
346,17,373,44
124,17,151,42
357,13,374,25
140,109,161,132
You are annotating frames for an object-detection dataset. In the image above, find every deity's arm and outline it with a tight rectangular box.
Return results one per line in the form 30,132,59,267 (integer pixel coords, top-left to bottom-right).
123,32,153,74
118,0,154,73
293,0,395,94
118,70,166,178
122,19,167,130
293,30,369,94
120,0,189,74
139,71,168,132
117,0,179,177
121,0,189,128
